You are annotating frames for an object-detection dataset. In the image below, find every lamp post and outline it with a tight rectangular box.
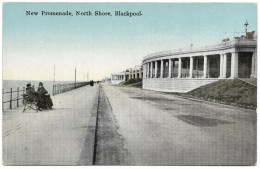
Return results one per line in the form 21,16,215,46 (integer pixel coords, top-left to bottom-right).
244,20,249,36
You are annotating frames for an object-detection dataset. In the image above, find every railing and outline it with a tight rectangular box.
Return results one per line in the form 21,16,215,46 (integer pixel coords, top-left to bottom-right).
143,39,257,61
53,82,89,96
2,87,26,111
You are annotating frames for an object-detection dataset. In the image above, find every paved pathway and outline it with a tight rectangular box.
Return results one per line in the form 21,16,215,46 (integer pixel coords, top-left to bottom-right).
3,85,99,165
102,84,256,165
3,84,256,166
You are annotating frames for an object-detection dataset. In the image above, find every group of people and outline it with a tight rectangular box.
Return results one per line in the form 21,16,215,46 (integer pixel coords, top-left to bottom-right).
26,82,53,111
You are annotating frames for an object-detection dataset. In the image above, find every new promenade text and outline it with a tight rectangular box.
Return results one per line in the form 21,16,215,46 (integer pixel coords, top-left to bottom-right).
26,11,143,17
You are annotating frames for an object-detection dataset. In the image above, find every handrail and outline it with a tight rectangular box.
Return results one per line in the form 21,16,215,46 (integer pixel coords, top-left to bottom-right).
2,87,26,111
143,39,257,62
53,81,90,96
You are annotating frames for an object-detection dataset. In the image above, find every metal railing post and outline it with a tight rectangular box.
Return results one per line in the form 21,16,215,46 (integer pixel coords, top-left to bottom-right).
23,87,25,105
52,85,54,95
2,89,4,112
17,87,19,107
10,88,12,109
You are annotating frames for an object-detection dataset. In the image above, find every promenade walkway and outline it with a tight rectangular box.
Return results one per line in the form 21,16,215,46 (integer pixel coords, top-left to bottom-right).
3,85,99,165
2,84,256,165
102,84,256,165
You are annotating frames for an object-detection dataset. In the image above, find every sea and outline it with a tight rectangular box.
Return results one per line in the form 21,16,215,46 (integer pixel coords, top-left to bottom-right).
2,80,74,111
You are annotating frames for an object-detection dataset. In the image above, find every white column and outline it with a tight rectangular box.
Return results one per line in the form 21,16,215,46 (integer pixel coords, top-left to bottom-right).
146,64,148,78
168,59,172,78
231,52,238,78
189,56,193,78
147,63,150,78
155,61,158,78
142,65,145,78
223,54,227,78
160,60,164,78
251,50,257,78
145,64,147,78
219,54,223,78
178,58,182,78
203,55,207,78
150,62,153,78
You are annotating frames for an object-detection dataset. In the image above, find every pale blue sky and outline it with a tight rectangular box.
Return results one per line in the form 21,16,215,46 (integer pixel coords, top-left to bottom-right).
3,3,257,81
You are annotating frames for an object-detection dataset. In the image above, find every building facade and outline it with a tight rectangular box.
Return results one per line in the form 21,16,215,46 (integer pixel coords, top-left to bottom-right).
142,38,257,93
129,65,143,79
111,70,129,85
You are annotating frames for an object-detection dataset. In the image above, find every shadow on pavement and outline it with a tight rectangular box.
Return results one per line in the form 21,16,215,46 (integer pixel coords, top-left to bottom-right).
176,115,233,127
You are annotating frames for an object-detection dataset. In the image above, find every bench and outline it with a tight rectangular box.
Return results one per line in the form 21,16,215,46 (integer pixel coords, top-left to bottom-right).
22,94,38,113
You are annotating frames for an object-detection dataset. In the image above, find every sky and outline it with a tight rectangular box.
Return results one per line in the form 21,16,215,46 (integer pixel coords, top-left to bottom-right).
2,3,257,81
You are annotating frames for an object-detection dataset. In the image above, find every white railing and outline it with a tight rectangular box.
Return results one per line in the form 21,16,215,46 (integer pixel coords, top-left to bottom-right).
143,39,257,61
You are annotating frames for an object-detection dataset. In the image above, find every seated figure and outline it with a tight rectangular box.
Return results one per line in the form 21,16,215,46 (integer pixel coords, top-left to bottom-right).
26,83,39,102
37,82,53,109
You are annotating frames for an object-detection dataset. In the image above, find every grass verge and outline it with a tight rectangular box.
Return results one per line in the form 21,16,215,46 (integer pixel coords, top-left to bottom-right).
177,79,256,109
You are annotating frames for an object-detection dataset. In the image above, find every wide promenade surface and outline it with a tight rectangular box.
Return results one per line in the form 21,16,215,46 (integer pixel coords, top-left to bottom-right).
103,84,256,165
3,85,99,165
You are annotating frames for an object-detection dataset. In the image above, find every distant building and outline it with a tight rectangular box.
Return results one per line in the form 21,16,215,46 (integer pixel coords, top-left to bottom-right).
142,34,257,93
129,65,143,79
111,70,129,85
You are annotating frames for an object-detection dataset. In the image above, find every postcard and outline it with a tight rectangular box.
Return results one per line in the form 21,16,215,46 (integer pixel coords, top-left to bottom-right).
2,2,257,166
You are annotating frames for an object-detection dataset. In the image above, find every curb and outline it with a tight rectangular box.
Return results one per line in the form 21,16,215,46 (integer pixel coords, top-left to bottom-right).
78,84,100,165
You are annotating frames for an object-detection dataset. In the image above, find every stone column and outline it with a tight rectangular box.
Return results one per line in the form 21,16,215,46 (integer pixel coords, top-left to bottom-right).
146,63,149,78
203,55,207,78
142,65,145,78
222,54,227,78
189,56,193,78
155,61,158,78
145,65,147,78
231,52,238,78
160,60,164,78
147,63,150,78
219,54,223,78
178,58,182,78
251,50,257,78
150,62,153,78
168,59,172,78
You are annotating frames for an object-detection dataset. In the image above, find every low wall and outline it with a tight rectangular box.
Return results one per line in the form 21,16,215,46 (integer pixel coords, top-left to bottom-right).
143,78,219,93
111,80,124,85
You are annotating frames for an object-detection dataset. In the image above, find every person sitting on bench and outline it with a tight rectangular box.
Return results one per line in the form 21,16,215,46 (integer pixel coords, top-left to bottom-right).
37,82,53,109
26,82,41,108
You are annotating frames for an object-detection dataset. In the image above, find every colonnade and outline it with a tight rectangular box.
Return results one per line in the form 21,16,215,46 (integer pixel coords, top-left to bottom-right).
143,52,240,79
111,74,125,81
